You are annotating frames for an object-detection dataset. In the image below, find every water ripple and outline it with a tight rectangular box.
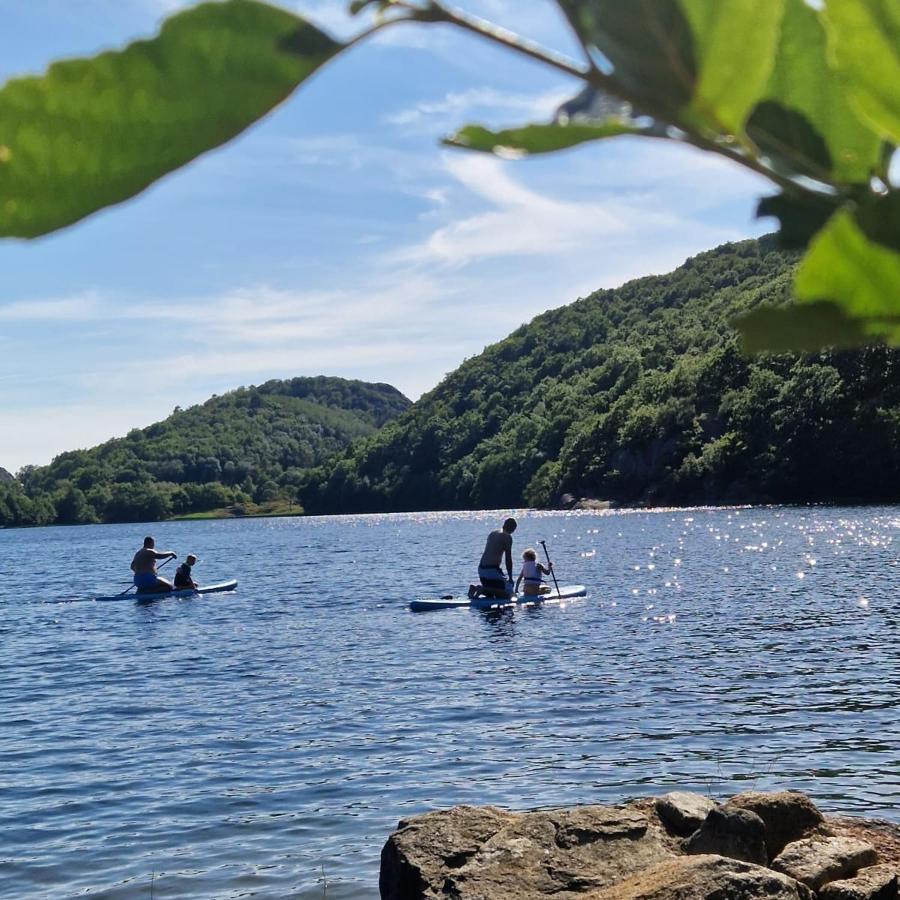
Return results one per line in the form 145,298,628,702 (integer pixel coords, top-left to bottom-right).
1,506,898,898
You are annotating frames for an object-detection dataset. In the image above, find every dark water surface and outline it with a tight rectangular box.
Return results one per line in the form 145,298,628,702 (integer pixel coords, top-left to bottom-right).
2,507,899,898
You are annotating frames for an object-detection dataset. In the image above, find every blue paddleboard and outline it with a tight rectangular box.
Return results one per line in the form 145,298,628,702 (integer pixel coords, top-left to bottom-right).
92,579,238,603
410,584,586,612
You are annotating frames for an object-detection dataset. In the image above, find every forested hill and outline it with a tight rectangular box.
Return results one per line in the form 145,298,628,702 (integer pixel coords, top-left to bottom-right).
299,237,900,513
0,377,410,526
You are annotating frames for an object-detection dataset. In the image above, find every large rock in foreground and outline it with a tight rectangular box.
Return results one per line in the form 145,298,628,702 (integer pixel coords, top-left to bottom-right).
380,792,899,900
380,803,679,900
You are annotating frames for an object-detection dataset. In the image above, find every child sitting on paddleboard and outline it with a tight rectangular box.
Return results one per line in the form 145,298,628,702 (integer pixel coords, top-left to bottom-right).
174,554,199,590
515,548,552,596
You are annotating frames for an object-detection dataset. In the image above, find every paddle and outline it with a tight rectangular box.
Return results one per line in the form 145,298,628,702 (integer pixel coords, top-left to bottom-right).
115,554,175,597
539,540,561,598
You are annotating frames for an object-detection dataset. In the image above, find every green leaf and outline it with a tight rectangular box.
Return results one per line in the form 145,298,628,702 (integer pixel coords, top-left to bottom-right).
0,0,343,238
854,191,900,254
445,120,644,156
555,0,782,135
794,205,900,344
745,0,883,185
823,0,900,145
744,193,900,352
679,0,783,135
756,191,836,249
735,302,872,353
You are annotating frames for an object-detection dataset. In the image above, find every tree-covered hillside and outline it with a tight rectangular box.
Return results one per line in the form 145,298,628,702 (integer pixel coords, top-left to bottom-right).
299,238,900,513
0,377,409,526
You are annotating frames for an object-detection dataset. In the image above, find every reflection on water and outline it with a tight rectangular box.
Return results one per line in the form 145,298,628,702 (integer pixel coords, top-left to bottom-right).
0,505,898,898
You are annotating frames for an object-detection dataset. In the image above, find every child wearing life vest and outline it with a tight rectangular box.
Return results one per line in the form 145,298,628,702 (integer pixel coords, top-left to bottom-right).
514,548,552,596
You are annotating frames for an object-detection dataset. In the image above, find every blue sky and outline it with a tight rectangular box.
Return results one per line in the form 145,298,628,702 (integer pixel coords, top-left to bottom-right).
0,0,769,472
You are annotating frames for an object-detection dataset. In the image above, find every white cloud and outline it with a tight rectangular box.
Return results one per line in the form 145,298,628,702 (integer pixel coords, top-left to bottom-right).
388,150,738,268
0,292,100,321
385,86,570,129
280,133,444,196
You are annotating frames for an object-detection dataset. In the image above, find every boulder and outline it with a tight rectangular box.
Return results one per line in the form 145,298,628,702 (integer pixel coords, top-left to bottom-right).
727,791,826,860
684,806,768,865
772,836,879,890
656,792,717,836
379,805,515,900
380,803,677,900
819,865,897,900
379,792,896,900
589,854,812,900
573,498,612,511
828,817,900,869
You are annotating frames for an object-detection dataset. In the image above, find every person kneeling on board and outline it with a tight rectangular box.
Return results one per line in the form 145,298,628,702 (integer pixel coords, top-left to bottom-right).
468,517,516,599
515,548,552,597
131,536,177,594
174,554,199,590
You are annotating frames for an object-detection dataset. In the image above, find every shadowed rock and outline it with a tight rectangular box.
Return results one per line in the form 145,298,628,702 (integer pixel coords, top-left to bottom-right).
684,806,768,865
655,792,717,836
727,791,826,860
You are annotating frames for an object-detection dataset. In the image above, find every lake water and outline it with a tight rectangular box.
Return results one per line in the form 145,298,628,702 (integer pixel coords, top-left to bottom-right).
2,506,898,899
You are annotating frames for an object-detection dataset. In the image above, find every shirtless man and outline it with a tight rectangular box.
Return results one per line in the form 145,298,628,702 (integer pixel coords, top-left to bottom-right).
468,517,517,599
131,536,177,594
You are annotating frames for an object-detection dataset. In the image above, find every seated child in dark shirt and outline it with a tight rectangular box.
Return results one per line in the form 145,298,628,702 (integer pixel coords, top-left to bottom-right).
174,554,199,589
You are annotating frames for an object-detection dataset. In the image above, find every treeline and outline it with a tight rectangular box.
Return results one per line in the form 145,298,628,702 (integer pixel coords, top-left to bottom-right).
0,377,409,526
298,237,900,513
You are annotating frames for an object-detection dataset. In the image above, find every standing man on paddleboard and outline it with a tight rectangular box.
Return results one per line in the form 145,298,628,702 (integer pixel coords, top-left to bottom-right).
131,536,177,594
469,517,517,599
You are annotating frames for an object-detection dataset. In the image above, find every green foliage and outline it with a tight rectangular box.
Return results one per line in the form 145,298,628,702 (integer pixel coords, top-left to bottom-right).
558,0,782,135
793,206,900,344
824,0,900,145
0,376,409,527
299,238,900,513
464,0,898,350
0,0,342,237
446,120,643,156
736,302,870,354
746,0,882,185
0,0,897,350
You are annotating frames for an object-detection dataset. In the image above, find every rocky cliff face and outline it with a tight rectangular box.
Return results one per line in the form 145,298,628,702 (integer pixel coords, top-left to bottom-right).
380,791,899,900
0,467,13,482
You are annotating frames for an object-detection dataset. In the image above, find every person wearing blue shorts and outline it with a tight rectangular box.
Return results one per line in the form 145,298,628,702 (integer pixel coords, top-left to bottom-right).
468,517,516,599
131,535,177,594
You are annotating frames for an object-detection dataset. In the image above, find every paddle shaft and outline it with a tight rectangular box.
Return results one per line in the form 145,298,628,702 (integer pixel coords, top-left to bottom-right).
539,540,561,597
116,554,175,597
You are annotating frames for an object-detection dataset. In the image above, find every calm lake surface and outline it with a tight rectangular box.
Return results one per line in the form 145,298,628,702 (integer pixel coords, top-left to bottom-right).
2,506,899,899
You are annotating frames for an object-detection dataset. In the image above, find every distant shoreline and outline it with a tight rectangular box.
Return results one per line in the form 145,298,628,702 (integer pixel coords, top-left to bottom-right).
3,498,899,531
